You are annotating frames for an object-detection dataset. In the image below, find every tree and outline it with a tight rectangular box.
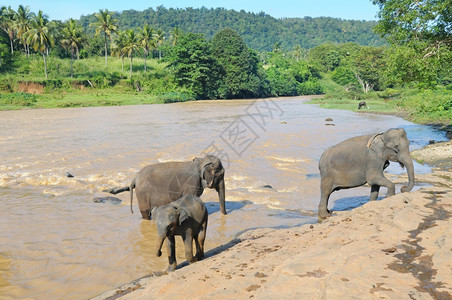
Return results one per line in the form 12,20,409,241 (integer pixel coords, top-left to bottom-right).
211,28,264,98
308,43,341,72
15,5,33,57
137,24,155,73
123,29,138,78
27,10,54,79
169,27,182,46
165,32,221,99
372,0,452,87
90,9,117,67
372,0,451,50
61,18,87,77
0,6,16,54
111,30,127,71
154,28,165,59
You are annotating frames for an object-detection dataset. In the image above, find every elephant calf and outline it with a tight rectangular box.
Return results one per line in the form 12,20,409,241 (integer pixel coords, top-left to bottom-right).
152,195,208,272
318,128,415,219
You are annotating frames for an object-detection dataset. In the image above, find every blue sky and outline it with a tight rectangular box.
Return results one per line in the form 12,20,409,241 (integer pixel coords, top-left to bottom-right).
3,0,379,21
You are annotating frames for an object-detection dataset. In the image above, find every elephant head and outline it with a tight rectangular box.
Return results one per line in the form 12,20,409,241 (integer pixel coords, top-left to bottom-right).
152,205,189,257
194,155,226,215
368,128,415,193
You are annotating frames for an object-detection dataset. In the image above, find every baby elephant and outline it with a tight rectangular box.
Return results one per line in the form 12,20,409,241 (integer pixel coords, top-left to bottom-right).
152,195,208,272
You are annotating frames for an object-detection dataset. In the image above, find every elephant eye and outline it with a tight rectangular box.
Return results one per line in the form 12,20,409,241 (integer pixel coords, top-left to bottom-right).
393,145,399,153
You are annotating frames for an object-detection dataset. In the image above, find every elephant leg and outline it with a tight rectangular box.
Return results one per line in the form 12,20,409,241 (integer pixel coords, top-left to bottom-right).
140,209,150,220
196,223,207,260
370,185,380,201
318,177,334,219
368,175,395,198
166,235,177,272
183,233,196,263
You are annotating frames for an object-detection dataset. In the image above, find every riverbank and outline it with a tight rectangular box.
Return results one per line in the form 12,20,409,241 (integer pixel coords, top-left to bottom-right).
92,140,452,299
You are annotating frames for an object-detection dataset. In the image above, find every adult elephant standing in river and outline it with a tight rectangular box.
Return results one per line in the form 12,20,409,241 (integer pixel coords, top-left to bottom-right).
318,128,415,219
105,155,226,220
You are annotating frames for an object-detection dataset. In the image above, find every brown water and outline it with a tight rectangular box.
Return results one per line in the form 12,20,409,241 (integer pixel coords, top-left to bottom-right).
0,97,446,299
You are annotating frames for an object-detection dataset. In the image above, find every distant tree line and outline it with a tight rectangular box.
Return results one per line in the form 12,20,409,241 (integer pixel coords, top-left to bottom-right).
0,2,450,103
78,6,384,51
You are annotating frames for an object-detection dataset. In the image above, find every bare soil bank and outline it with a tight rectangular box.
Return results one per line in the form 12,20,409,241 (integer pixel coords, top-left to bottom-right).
93,141,452,300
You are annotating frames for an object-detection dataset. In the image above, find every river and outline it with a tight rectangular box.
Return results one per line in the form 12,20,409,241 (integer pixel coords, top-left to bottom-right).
0,96,447,299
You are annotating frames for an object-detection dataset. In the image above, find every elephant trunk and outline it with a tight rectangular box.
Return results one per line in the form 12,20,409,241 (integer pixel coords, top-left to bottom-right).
400,153,415,193
156,235,165,257
217,178,226,215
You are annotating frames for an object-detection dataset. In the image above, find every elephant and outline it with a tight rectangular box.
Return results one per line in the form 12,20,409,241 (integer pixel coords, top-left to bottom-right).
152,195,208,272
104,155,226,219
318,128,415,219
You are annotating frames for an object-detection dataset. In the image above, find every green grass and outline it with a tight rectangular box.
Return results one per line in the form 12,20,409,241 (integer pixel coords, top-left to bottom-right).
0,55,195,109
309,75,452,126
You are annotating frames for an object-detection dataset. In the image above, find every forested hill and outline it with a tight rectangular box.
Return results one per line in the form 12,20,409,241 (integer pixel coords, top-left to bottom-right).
79,6,384,51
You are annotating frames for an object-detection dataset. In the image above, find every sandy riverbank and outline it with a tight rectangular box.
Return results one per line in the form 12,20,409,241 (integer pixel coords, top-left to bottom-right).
93,140,452,300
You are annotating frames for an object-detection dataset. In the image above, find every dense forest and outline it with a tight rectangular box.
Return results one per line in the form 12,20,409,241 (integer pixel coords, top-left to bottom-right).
79,6,384,51
0,2,450,124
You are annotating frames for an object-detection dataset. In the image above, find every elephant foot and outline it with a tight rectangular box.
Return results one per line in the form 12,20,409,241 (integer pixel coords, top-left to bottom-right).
385,191,395,198
140,210,151,220
318,209,331,220
167,262,177,272
196,252,204,260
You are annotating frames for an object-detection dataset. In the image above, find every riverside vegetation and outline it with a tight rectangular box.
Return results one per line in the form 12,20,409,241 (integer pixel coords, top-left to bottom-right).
0,2,451,125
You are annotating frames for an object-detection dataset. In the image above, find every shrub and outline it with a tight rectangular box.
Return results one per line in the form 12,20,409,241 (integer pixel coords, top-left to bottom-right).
0,92,38,106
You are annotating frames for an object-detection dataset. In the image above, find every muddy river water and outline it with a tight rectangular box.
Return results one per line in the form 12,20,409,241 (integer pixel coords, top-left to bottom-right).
0,96,447,299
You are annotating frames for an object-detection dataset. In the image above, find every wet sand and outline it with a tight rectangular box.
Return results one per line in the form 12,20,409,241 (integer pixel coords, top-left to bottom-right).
94,140,452,299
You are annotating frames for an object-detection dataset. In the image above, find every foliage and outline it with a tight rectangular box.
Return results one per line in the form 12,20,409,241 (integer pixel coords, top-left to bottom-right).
265,51,323,96
395,88,452,123
212,28,266,98
372,0,451,49
164,32,222,99
79,7,384,52
0,92,38,106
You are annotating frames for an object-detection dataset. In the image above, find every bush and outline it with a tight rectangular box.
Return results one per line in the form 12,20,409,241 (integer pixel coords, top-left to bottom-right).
160,91,195,103
298,80,323,95
0,92,38,106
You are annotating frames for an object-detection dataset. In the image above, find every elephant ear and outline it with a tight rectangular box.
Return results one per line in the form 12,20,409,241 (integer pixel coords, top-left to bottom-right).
201,162,215,188
367,133,385,158
178,207,190,225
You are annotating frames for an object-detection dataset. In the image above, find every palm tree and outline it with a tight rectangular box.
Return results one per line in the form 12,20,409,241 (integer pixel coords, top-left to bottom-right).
27,10,54,79
169,27,182,46
90,9,117,67
0,6,16,54
154,28,165,60
111,30,127,72
292,45,304,62
123,29,138,78
61,18,87,77
15,5,33,57
137,24,155,73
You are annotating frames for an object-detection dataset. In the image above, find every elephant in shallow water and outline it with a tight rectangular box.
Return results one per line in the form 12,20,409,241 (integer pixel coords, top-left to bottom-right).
104,155,226,219
152,195,208,272
318,128,415,219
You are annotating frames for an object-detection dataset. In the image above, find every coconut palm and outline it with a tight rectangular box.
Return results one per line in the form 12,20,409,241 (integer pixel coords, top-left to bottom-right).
169,27,182,46
293,45,304,62
137,24,155,73
123,29,138,78
15,5,34,57
27,10,54,79
90,9,117,67
61,18,87,77
111,30,127,72
0,6,16,54
154,28,165,59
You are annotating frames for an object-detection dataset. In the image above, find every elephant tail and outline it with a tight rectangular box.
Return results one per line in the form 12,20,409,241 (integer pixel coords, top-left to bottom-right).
130,178,136,214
